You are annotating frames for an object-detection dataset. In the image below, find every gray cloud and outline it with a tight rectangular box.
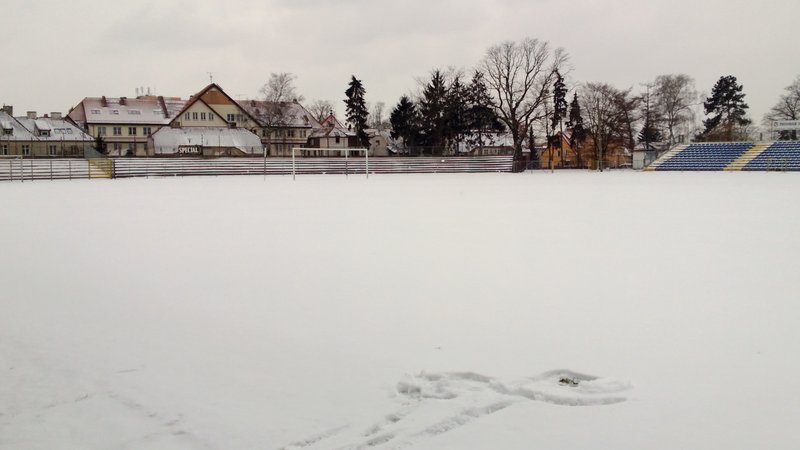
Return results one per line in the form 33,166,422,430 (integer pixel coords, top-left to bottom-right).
1,0,798,124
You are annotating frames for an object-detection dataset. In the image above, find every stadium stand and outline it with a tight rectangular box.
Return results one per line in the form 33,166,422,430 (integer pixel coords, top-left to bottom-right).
743,141,800,171
654,142,753,171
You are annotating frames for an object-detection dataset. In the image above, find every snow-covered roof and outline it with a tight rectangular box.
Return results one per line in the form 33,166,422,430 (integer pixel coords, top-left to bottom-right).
457,132,515,153
241,100,320,128
0,112,34,141
70,96,186,125
310,113,355,138
14,116,94,142
151,127,262,152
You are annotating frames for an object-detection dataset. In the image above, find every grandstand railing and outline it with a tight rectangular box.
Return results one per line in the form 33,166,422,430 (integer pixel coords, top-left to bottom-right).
113,156,514,178
1,155,514,181
0,158,92,181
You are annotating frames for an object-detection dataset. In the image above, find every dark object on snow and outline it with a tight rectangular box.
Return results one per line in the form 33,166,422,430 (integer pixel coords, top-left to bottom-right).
559,377,579,386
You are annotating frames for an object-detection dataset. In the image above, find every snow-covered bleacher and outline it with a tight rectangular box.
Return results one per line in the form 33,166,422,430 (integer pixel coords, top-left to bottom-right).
743,141,800,171
654,142,753,171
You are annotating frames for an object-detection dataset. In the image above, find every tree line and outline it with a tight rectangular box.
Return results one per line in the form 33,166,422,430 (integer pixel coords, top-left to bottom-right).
260,37,800,165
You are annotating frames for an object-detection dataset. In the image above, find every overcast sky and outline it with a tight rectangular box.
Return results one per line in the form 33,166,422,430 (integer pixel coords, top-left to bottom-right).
2,0,798,125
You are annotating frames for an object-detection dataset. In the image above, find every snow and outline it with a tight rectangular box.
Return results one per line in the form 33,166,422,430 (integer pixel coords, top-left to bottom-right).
1,171,799,449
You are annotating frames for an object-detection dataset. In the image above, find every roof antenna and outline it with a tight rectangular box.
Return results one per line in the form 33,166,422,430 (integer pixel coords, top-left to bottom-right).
207,72,214,83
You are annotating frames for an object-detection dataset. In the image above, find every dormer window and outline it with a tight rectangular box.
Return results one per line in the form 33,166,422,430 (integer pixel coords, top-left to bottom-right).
111,110,120,115
90,109,101,114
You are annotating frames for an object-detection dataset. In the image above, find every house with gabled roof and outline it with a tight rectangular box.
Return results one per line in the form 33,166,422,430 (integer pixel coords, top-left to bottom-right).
68,95,186,156
2,106,93,157
149,84,262,157
302,113,358,156
240,100,319,156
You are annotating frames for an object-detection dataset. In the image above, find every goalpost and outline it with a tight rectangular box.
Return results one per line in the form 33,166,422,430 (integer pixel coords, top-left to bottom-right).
290,147,370,180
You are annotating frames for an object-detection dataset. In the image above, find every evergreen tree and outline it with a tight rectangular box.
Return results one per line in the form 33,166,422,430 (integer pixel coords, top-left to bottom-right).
390,96,421,150
550,70,568,166
465,70,503,150
444,75,469,154
344,75,370,147
94,135,107,155
701,75,751,141
566,93,587,168
419,70,449,151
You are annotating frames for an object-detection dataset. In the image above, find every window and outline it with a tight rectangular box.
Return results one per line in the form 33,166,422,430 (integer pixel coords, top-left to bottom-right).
48,145,57,156
201,112,206,121
1,144,7,155
2,128,12,136
288,129,295,138
127,110,141,115
22,144,30,156
40,130,50,137
335,136,340,144
90,109,101,115
113,127,122,136
111,110,119,115
128,127,137,136
185,112,190,120
113,143,121,152
208,113,214,121
143,127,151,136
227,114,235,122
192,112,198,120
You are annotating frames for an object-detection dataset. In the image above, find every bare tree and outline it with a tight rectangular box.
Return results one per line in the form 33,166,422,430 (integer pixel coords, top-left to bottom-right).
653,74,697,146
308,99,334,123
481,38,568,157
255,72,304,154
370,101,387,129
614,88,641,154
259,72,304,103
581,82,627,171
763,76,800,140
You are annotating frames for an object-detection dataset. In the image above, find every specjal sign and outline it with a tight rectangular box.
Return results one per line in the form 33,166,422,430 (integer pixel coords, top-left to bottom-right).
177,145,202,155
771,120,800,131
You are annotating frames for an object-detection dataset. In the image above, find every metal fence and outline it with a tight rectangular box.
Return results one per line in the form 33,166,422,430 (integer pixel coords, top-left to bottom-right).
1,155,515,182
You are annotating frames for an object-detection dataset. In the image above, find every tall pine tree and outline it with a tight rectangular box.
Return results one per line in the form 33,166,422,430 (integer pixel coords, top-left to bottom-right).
466,70,503,150
700,75,750,142
550,70,568,166
419,70,449,152
444,75,469,154
344,75,370,147
390,96,421,151
566,93,587,168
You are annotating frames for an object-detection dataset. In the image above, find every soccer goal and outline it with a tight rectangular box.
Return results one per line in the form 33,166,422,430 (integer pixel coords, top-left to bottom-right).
290,147,370,180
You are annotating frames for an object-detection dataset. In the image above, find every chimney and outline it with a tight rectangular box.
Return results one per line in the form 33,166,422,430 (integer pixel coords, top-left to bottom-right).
1,105,12,116
120,97,127,106
51,112,62,120
101,96,108,107
27,111,37,119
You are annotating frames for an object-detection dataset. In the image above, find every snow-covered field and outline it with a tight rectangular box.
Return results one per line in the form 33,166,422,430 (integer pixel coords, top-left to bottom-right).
1,171,798,449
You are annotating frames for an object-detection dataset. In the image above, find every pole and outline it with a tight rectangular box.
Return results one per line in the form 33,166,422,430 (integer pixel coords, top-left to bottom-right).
292,147,296,181
365,148,369,179
345,147,348,177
